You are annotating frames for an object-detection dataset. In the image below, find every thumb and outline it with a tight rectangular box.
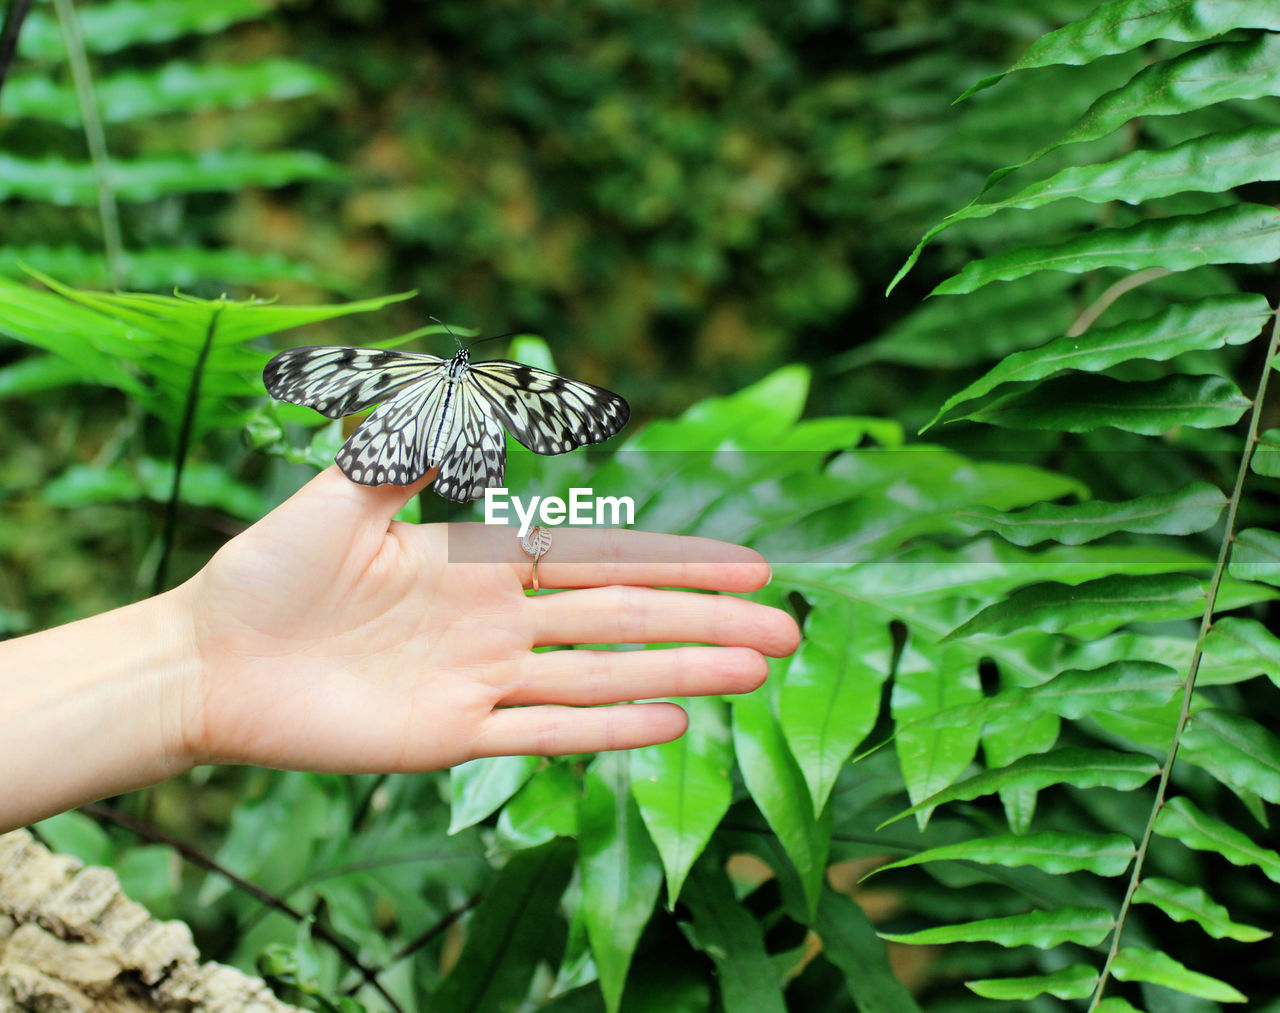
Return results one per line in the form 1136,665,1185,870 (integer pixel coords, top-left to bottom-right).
307,465,440,525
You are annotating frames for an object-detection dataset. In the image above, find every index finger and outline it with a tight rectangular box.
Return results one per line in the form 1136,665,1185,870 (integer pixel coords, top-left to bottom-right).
445,524,771,592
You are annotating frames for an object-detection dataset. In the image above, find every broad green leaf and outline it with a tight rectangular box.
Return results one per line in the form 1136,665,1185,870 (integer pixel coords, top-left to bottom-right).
0,151,338,205
681,856,787,1013
959,1,1280,99
0,353,90,396
431,840,573,1013
1180,709,1280,805
1154,796,1280,884
449,755,540,834
4,59,336,126
903,130,1280,280
928,295,1268,428
781,595,891,814
947,574,1206,641
955,482,1227,547
961,373,1250,435
935,204,1280,296
631,697,733,905
871,830,1135,878
579,753,663,1013
1253,429,1280,478
815,887,924,1013
732,690,832,916
1208,617,1280,689
34,811,113,866
891,642,983,815
43,459,270,519
880,905,1114,948
1095,1000,1145,1013
1133,877,1270,942
1228,528,1280,587
1110,946,1246,1002
884,748,1159,827
495,762,580,850
20,0,269,59
967,964,1098,1001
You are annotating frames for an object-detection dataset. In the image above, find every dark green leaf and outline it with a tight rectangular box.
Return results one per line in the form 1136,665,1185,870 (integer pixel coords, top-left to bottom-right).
815,887,924,1013
1228,528,1280,587
1154,796,1280,884
1133,877,1270,942
1180,709,1280,805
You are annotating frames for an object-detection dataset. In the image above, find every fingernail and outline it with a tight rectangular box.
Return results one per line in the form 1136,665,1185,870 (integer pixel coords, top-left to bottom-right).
765,567,772,586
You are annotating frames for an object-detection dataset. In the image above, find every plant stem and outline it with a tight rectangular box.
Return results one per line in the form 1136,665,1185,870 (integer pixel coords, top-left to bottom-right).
52,0,125,287
0,0,34,104
154,304,222,594
1088,303,1280,1009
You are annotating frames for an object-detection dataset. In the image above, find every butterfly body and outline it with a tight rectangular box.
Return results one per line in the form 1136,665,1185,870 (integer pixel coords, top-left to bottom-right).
263,342,629,502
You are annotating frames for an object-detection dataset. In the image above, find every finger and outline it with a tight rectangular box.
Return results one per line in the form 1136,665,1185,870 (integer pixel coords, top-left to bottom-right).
529,587,801,657
305,464,439,524
500,646,768,706
474,701,689,757
445,524,771,591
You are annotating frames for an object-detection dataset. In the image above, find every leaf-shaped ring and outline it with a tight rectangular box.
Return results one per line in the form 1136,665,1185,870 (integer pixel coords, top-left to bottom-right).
520,525,554,592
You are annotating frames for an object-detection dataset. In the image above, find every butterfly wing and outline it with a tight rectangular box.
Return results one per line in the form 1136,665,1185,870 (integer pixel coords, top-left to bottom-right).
465,359,630,455
335,372,450,486
263,345,445,419
432,384,508,503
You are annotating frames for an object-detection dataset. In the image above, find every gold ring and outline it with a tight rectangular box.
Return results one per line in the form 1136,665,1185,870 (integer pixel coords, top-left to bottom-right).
520,526,553,592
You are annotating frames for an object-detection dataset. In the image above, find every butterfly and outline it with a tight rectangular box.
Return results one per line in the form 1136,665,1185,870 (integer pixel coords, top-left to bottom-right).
263,342,630,502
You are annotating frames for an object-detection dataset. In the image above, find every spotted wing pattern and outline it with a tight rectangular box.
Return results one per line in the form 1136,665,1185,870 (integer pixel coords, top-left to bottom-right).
263,345,445,419
333,372,449,486
466,359,630,454
432,384,508,502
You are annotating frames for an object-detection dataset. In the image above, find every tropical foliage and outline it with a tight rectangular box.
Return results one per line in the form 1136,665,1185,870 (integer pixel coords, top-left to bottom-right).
5,0,1280,1011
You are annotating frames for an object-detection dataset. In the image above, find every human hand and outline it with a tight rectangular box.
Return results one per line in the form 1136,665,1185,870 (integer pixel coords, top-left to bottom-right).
177,467,799,773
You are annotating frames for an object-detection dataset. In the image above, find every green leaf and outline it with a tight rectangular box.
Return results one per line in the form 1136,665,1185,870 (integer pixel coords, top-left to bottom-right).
579,753,663,1013
1095,1000,1146,1013
1180,709,1280,806
1208,617,1280,689
961,373,1251,435
1154,796,1280,885
885,749,1159,827
631,697,733,905
1253,428,1280,478
871,830,1135,878
1110,946,1247,1002
815,887,924,1013
967,964,1098,1001
928,295,1269,428
495,762,580,850
1229,528,1280,587
934,204,1280,296
947,574,1207,641
781,595,891,814
431,840,574,1013
1133,877,1270,942
34,811,113,866
959,1,1280,99
0,151,339,205
449,756,540,834
955,482,1227,547
880,905,1114,948
732,689,832,916
680,856,787,1013
0,353,89,396
19,0,271,59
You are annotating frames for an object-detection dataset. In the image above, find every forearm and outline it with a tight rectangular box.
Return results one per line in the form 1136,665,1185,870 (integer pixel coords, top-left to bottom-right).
0,587,197,832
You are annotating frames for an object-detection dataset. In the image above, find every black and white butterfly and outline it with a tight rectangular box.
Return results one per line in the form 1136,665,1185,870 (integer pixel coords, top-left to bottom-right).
263,343,630,502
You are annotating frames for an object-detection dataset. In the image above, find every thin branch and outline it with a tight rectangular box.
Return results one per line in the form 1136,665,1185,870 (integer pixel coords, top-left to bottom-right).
82,802,406,1013
154,304,222,594
1066,267,1172,338
340,891,482,996
51,0,125,287
1087,301,1280,1010
0,0,34,105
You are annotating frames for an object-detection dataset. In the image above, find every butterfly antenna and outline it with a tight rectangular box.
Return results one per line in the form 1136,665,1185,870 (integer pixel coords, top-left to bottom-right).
431,315,463,349
468,330,521,350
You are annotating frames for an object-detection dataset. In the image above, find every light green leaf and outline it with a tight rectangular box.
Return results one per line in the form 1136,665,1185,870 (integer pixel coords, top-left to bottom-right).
781,595,891,814
1253,428,1280,477
961,373,1250,435
19,0,270,59
959,1,1280,99
631,697,733,905
1133,877,1270,942
871,831,1135,878
579,753,663,1013
885,748,1159,828
1110,946,1247,1002
955,482,1227,546
880,906,1114,948
1208,617,1280,688
1154,796,1280,884
935,204,1280,296
495,762,579,850
1180,709,1280,805
928,295,1268,428
0,353,91,396
448,755,540,834
1229,528,1280,587
1095,1000,1146,1013
732,690,832,916
967,964,1098,1001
